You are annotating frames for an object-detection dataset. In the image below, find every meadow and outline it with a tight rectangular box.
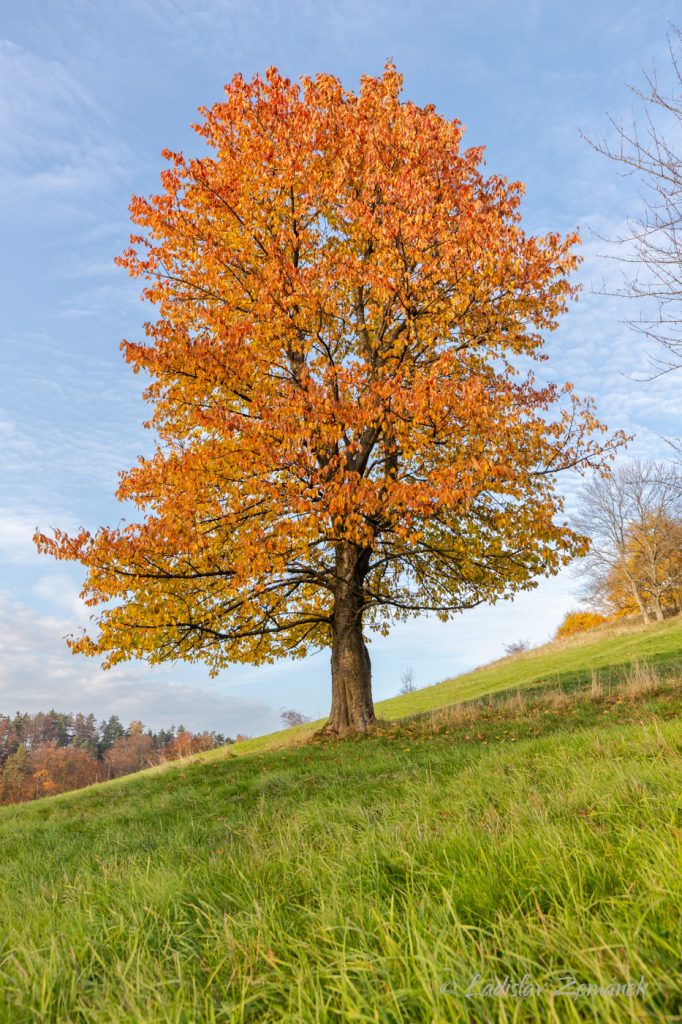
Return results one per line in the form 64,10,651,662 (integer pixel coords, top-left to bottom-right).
0,618,681,1022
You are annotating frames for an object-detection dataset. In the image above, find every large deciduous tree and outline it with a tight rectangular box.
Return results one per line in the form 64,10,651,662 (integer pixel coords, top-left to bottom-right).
35,66,623,733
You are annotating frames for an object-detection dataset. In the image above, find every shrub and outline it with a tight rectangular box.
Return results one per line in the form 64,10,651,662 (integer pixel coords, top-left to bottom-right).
555,609,610,639
504,639,531,655
279,709,311,728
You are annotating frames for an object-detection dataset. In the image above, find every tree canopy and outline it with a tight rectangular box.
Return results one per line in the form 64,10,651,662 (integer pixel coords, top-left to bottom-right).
35,65,624,732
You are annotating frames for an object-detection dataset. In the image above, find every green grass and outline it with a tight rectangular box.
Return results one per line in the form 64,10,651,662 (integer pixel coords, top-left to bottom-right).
0,620,681,1022
380,614,682,714
197,614,682,758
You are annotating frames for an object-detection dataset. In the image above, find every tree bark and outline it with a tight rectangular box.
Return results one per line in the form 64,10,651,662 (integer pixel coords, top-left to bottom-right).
628,579,651,625
324,542,375,735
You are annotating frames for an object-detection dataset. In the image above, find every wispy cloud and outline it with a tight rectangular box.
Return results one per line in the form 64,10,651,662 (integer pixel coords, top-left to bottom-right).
31,575,88,618
0,592,280,734
0,39,130,216
0,509,42,565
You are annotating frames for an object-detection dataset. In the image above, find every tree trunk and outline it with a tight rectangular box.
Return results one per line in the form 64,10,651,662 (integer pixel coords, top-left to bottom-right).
324,543,375,735
629,580,651,625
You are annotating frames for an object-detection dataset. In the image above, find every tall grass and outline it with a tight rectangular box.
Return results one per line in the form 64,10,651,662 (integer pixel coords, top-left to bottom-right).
0,669,681,1021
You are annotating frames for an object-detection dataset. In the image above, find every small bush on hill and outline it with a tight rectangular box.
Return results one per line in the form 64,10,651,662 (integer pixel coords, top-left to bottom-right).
555,609,611,639
279,709,311,728
504,639,531,655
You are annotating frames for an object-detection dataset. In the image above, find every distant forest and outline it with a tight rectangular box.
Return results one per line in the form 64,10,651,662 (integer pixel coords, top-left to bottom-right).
0,711,235,806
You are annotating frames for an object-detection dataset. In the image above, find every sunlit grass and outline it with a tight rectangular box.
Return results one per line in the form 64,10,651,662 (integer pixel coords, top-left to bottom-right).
183,614,682,762
0,620,681,1021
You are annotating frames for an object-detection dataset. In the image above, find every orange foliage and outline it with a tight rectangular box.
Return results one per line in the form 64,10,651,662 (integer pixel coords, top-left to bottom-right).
604,513,682,620
103,733,156,778
555,609,611,639
163,730,216,760
34,65,625,727
1,745,99,804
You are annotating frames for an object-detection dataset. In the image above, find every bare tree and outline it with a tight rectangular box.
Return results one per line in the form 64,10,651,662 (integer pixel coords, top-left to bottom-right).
589,25,682,376
398,668,417,695
504,640,531,656
279,708,311,728
573,460,682,622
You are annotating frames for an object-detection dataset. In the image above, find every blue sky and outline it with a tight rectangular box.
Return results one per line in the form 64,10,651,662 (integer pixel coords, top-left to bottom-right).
1,0,679,736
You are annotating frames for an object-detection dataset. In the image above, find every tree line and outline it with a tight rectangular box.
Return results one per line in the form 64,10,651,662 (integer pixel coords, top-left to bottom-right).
0,711,233,806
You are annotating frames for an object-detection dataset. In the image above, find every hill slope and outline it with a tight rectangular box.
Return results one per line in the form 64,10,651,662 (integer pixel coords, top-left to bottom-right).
0,618,681,1023
210,614,682,757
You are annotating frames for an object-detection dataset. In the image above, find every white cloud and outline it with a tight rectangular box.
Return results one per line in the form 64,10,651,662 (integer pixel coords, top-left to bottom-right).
31,575,88,618
0,39,130,215
0,509,44,565
0,593,280,735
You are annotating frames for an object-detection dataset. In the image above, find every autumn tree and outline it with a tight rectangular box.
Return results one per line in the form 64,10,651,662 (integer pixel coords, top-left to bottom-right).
600,511,682,619
35,65,624,734
20,710,72,749
28,745,99,797
163,729,217,759
574,460,682,622
103,733,156,778
0,746,31,804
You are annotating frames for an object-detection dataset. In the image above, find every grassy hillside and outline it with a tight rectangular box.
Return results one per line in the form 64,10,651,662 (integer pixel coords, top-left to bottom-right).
0,620,681,1023
202,615,682,757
